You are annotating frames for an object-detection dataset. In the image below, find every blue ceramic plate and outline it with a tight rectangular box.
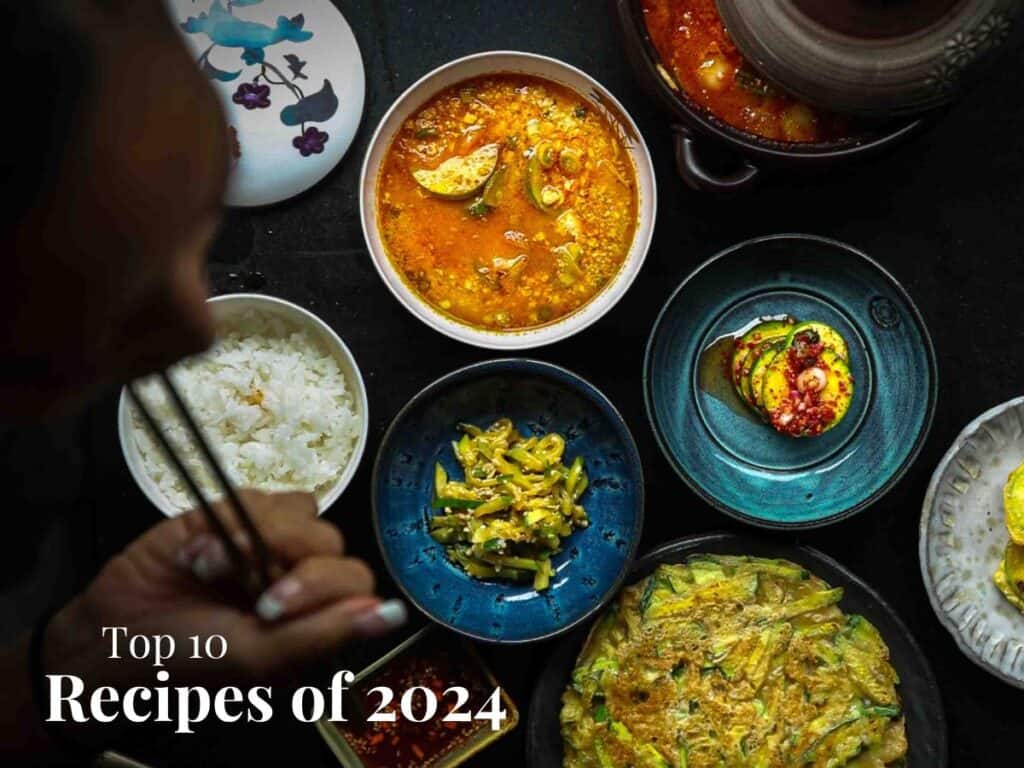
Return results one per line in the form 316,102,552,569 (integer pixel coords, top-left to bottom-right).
373,360,644,643
644,234,937,528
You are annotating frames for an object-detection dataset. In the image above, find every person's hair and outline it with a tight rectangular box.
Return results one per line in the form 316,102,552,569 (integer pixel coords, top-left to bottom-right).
1,1,92,230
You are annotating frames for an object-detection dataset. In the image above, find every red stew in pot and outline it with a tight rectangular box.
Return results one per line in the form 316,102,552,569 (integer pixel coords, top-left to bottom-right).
641,0,853,143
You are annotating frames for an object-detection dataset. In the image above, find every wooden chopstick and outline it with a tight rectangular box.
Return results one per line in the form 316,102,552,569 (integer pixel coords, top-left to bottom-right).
157,373,274,591
127,378,271,597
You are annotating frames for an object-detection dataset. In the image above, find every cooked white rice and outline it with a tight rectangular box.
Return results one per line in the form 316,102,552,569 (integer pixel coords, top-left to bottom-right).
130,309,361,513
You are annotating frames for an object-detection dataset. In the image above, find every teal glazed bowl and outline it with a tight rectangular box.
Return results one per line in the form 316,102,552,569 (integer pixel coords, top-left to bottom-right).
644,234,937,528
373,359,644,643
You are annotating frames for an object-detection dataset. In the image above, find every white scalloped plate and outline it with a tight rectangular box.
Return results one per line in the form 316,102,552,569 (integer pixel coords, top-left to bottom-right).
920,396,1024,688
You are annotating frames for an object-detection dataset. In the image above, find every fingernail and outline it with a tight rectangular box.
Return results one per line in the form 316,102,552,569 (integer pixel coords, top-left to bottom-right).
351,599,408,636
176,533,215,569
192,541,232,582
255,577,303,622
256,594,284,622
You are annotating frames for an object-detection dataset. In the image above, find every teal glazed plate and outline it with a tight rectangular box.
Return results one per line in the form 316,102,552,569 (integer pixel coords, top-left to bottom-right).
373,359,644,643
644,234,937,528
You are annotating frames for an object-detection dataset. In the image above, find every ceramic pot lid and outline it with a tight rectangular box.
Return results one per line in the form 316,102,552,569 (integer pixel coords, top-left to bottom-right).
167,0,365,207
716,0,1020,116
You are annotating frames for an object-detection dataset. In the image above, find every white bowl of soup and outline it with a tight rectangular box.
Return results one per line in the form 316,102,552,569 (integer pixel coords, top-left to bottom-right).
361,51,656,350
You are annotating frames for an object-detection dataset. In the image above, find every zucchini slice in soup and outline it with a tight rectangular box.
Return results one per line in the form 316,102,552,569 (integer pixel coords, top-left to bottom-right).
412,143,500,199
525,148,566,213
729,319,793,397
763,349,854,436
525,151,547,210
785,321,849,360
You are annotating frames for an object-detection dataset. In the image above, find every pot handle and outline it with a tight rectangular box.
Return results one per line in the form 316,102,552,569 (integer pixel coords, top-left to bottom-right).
672,125,759,193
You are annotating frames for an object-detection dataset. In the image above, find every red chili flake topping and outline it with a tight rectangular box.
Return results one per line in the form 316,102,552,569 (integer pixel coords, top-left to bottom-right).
729,336,761,384
769,344,837,437
334,634,494,768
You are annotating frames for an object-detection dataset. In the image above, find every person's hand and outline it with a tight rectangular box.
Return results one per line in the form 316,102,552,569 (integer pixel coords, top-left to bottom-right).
43,490,406,695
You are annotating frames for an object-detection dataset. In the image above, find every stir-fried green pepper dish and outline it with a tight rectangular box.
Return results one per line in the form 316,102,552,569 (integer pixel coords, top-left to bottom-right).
561,555,908,768
429,418,589,591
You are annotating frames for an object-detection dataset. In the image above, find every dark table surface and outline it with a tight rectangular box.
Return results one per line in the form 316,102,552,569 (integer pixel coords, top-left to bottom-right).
2,0,1022,765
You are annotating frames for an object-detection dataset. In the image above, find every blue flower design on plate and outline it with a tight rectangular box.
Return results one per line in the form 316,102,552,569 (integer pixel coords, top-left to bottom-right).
644,234,937,528
373,360,645,644
180,0,339,157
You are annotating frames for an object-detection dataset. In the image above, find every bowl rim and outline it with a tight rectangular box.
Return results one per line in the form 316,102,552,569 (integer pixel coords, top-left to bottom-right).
371,357,646,644
358,49,657,350
117,292,370,518
642,233,939,530
919,395,1024,690
613,0,927,163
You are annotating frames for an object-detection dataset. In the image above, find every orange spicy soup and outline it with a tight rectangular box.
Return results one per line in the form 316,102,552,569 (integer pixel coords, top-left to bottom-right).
642,0,851,143
377,75,638,331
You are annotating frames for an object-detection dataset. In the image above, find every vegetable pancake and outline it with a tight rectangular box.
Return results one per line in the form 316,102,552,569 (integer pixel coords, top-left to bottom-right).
560,555,907,767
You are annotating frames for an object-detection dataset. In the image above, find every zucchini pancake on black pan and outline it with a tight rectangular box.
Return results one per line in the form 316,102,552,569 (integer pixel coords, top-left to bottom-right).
530,535,947,768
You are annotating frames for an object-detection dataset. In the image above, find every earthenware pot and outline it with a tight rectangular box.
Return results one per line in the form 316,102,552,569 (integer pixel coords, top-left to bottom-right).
717,0,1022,116
614,0,924,192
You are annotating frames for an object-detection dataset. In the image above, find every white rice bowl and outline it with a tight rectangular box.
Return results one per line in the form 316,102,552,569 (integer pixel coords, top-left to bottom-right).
122,297,366,516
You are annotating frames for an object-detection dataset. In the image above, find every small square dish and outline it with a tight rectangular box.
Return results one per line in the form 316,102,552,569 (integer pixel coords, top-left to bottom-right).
316,628,518,767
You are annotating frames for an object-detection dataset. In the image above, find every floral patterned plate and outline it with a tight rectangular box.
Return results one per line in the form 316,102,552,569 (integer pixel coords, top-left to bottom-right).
168,0,365,207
